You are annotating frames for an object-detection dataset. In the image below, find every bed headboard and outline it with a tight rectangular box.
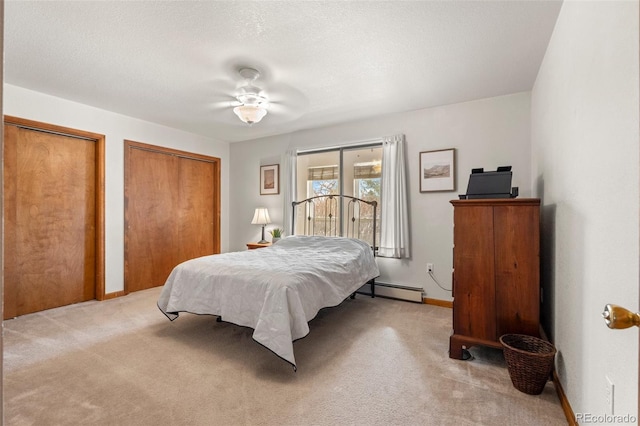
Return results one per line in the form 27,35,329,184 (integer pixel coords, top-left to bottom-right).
291,195,378,252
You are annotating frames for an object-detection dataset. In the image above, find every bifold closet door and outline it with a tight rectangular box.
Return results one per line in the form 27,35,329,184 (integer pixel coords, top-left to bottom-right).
124,141,219,293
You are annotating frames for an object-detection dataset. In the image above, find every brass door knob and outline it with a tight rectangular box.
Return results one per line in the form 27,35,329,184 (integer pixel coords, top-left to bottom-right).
602,304,640,329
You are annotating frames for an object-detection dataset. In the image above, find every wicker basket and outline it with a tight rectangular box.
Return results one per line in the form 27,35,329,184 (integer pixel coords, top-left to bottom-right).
499,334,556,395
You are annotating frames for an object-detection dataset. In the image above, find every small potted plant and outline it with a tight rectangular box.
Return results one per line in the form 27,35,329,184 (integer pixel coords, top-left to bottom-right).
269,228,284,243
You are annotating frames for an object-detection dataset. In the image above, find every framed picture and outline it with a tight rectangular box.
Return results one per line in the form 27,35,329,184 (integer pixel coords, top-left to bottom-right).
419,148,455,192
260,164,279,195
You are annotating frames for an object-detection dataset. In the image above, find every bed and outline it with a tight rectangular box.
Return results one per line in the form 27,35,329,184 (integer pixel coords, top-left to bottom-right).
157,195,379,370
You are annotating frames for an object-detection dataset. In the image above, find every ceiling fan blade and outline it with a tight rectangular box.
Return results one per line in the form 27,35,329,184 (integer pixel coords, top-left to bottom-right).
266,102,296,115
262,82,308,112
210,98,241,110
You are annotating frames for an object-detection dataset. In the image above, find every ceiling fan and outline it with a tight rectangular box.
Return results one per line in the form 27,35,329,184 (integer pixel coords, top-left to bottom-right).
210,66,307,126
232,67,269,125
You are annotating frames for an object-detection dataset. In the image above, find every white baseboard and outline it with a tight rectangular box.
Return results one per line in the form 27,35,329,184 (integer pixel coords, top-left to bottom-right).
357,282,423,303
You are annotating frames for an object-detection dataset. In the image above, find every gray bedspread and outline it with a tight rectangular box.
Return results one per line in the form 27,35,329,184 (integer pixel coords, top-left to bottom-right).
157,235,379,368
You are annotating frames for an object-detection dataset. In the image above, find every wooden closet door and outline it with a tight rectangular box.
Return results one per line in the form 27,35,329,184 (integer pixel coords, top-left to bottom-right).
125,146,179,293
4,124,96,318
176,156,215,264
124,141,220,293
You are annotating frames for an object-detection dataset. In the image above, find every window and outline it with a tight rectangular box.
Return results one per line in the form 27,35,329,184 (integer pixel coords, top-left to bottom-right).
296,145,382,244
307,165,339,197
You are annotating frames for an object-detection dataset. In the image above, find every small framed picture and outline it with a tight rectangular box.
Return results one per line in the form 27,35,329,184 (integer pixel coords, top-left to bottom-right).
419,148,455,192
260,164,279,195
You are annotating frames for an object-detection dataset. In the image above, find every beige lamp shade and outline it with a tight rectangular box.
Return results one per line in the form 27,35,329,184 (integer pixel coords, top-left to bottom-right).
251,208,271,225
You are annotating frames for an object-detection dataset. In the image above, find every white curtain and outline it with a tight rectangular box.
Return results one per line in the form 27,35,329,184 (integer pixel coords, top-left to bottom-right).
282,149,297,236
378,134,410,258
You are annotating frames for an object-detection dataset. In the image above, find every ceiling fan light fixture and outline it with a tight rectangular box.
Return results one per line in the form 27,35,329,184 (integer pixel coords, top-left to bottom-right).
233,104,268,125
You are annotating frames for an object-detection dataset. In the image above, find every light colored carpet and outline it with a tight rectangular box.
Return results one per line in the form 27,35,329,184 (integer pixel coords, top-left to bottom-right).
4,287,567,425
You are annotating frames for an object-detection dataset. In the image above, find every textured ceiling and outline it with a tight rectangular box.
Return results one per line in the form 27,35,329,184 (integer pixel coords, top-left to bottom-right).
4,1,562,143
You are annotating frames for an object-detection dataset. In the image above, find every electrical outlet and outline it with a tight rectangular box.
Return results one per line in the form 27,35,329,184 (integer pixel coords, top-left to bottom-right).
605,375,614,415
427,263,434,273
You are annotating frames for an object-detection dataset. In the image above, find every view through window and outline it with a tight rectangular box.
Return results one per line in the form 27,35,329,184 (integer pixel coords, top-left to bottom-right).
296,145,382,245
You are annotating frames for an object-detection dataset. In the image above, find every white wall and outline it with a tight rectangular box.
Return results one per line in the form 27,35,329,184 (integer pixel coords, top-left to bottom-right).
230,92,532,300
532,0,639,420
4,84,230,295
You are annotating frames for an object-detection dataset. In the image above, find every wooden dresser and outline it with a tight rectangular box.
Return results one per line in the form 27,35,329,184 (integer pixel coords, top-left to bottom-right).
449,198,540,359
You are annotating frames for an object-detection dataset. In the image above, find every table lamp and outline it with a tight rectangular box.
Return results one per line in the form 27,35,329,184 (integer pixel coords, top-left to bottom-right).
251,208,271,244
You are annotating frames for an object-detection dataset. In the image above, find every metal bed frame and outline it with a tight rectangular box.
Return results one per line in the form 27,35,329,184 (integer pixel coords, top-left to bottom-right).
291,194,378,297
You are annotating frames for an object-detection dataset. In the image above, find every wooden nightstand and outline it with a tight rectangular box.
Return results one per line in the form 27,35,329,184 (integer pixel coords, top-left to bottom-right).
246,242,272,250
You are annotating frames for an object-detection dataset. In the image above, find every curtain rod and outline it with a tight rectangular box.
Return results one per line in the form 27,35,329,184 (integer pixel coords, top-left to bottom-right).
295,137,387,154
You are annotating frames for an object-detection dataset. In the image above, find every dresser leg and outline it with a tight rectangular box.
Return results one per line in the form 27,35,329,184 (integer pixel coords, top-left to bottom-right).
449,335,464,359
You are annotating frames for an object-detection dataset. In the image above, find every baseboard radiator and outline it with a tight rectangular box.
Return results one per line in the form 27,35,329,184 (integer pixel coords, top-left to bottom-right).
357,281,423,303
